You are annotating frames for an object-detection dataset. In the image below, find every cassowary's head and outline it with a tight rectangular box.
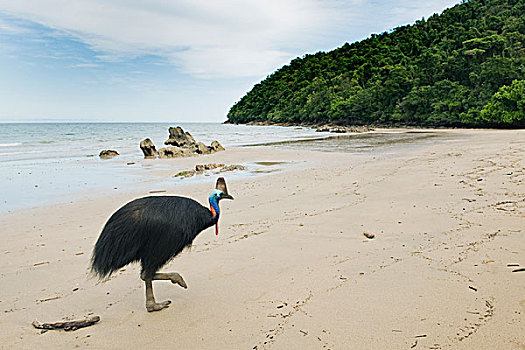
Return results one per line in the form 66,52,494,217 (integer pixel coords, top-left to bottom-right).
209,189,233,202
209,177,233,235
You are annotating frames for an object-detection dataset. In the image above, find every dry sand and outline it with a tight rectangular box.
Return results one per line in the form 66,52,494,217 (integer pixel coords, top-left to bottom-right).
0,129,523,349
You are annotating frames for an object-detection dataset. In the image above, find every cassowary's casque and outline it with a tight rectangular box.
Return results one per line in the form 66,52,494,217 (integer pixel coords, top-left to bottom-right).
91,177,233,312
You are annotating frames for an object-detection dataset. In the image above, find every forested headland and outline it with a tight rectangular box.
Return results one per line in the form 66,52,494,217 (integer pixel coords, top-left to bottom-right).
227,0,524,128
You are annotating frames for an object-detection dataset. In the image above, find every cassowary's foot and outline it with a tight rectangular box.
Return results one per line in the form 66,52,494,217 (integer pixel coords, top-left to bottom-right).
140,271,187,312
143,278,171,312
146,299,171,312
142,272,188,289
167,272,187,288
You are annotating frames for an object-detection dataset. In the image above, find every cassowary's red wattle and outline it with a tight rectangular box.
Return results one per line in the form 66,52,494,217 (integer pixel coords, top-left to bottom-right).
209,204,219,235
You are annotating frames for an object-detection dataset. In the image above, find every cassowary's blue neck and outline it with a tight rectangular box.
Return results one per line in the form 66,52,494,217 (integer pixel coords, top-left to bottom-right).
209,195,220,218
209,193,221,235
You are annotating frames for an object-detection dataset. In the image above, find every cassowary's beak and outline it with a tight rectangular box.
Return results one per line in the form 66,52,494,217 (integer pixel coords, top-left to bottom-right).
222,194,234,200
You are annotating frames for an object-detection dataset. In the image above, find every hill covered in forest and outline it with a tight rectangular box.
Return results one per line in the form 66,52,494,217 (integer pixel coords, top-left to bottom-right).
226,0,524,128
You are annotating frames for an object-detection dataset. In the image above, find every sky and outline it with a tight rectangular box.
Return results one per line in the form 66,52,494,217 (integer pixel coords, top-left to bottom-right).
0,0,460,123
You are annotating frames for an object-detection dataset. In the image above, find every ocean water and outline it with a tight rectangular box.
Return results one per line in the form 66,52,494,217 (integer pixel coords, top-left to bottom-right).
0,122,328,212
0,122,326,161
258,130,442,151
0,122,445,213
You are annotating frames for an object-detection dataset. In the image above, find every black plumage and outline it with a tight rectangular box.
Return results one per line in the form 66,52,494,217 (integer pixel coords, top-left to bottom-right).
91,177,233,312
91,196,214,278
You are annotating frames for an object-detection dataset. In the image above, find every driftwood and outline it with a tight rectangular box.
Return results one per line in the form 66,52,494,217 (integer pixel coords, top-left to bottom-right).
32,316,100,331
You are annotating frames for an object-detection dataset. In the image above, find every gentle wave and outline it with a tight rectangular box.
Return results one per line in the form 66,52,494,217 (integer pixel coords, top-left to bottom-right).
0,146,97,158
0,149,50,157
0,122,326,162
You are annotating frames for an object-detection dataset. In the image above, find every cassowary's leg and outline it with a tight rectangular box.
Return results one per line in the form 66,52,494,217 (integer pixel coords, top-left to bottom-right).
142,278,171,312
140,271,187,288
151,272,188,288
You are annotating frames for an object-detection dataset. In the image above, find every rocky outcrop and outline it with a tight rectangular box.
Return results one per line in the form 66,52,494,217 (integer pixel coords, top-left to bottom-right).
165,126,196,147
194,142,210,154
139,126,225,159
140,138,157,158
210,140,225,152
158,146,194,159
99,150,119,159
174,163,245,178
316,125,373,133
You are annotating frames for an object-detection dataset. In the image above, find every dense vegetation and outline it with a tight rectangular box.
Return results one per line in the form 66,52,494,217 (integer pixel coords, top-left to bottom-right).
227,0,525,128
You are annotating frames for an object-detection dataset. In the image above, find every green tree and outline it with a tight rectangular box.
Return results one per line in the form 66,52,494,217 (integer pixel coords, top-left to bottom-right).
226,0,525,128
480,80,525,126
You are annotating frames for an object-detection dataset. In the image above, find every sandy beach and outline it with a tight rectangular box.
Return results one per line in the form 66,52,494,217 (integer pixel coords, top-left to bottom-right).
0,129,523,349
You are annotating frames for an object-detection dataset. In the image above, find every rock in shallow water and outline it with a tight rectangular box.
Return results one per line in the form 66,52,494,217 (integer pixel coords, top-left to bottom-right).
139,126,225,159
195,142,211,154
99,150,119,159
158,146,193,158
210,140,225,152
174,163,245,178
140,138,157,158
315,125,373,133
165,126,196,147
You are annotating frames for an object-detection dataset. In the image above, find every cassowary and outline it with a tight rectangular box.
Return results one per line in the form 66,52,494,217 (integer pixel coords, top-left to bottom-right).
91,177,233,312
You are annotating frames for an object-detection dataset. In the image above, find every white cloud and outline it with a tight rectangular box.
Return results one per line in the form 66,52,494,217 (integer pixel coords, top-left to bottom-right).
0,16,27,33
344,0,460,36
72,63,99,68
0,0,460,78
171,47,291,79
0,0,343,78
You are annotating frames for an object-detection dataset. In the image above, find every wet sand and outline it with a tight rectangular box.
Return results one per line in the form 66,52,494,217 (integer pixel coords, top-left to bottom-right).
0,129,523,349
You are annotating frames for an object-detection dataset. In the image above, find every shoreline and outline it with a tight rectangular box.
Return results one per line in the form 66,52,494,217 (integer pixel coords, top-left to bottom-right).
226,119,525,131
1,129,523,349
0,128,452,214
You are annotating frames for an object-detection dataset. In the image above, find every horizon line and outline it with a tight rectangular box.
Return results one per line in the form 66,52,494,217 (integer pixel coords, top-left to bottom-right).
0,119,227,124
